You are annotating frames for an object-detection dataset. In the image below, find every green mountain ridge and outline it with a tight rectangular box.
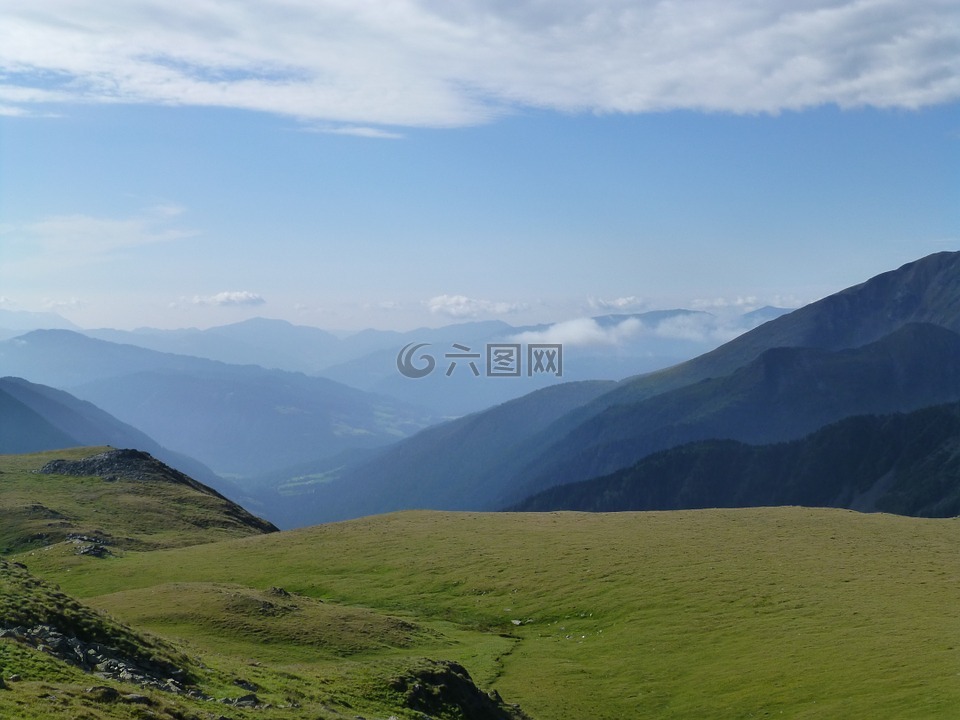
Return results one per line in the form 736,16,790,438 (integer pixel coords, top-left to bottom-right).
0,447,276,555
505,322,960,504
512,402,960,516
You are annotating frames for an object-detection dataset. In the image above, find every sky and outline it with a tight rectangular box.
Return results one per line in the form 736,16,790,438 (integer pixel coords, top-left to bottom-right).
0,0,958,332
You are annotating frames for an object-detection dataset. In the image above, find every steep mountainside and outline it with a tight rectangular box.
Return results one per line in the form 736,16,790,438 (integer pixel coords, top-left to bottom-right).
0,385,77,453
504,323,960,504
0,377,224,491
513,403,960,517
603,250,960,406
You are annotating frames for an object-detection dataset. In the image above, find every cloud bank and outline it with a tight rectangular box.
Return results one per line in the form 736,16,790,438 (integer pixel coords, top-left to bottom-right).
427,294,525,319
512,317,645,347
512,307,794,348
1,1,957,126
192,291,266,307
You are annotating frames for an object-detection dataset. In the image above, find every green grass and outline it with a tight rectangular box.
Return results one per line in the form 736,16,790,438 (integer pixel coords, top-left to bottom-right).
17,507,960,719
0,447,272,553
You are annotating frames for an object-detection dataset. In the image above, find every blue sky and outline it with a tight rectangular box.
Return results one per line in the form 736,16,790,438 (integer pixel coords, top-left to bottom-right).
0,1,958,331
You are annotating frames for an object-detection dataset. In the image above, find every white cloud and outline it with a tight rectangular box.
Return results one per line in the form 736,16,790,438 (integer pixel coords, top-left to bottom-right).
312,125,405,139
587,295,646,312
426,294,525,318
192,291,266,307
42,297,86,312
691,296,763,312
512,306,798,348
6,206,195,258
0,1,956,127
512,317,644,347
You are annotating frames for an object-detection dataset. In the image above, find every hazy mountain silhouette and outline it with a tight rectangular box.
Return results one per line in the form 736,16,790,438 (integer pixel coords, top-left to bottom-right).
0,331,435,478
512,403,960,518
0,377,225,492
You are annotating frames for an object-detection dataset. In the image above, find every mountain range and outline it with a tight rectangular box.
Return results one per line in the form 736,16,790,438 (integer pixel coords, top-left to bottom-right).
0,306,785,490
3,251,958,528
0,331,434,479
513,402,960,517
284,251,960,525
83,310,784,416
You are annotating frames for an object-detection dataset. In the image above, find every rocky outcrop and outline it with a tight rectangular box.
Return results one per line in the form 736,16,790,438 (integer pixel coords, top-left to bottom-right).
389,660,530,720
0,624,189,694
39,448,278,534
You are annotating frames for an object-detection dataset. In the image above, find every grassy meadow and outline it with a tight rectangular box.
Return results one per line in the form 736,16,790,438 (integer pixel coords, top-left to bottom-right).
11,506,960,719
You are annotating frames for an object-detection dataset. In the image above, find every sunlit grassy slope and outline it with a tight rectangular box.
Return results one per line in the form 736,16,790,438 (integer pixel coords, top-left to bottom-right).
20,508,960,720
0,447,274,554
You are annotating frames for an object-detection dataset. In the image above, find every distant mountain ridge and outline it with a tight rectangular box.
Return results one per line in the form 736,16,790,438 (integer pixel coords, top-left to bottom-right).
80,310,782,416
502,322,960,505
0,331,436,478
606,250,960,405
512,402,960,517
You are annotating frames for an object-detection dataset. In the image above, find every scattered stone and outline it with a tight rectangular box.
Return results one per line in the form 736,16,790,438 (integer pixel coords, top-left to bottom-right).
221,692,261,708
76,544,112,558
120,693,153,705
268,586,290,597
85,686,121,702
233,678,259,692
7,675,21,682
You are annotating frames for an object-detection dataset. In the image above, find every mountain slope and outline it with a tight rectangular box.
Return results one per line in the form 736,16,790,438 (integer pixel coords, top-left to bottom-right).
280,379,617,524
504,322,960,503
605,250,960,406
0,447,276,554
0,386,77,453
513,402,960,517
0,376,225,491
30,508,960,720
